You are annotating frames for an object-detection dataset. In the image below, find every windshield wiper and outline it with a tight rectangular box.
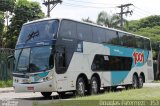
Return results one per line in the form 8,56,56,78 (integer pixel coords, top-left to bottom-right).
26,30,39,42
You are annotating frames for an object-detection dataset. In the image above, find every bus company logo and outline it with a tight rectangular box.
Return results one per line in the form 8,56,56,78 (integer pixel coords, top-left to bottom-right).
132,50,144,64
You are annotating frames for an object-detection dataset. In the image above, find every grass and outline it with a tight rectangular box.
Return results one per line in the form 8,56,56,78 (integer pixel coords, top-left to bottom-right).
77,88,160,100
0,80,12,88
152,80,160,83
33,88,160,106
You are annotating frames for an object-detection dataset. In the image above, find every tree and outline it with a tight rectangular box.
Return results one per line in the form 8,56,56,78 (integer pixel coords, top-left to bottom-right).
124,20,139,31
0,11,4,34
0,11,4,47
5,0,45,48
126,15,160,32
82,17,94,24
126,15,160,44
96,11,121,29
0,0,16,27
139,15,160,28
125,15,160,60
0,0,15,12
0,0,16,47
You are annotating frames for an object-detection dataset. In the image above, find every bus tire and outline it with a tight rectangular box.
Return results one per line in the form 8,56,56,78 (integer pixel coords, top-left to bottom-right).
90,76,99,95
132,75,138,88
138,76,143,88
76,77,85,96
111,86,117,92
125,84,132,90
58,92,66,98
41,92,52,98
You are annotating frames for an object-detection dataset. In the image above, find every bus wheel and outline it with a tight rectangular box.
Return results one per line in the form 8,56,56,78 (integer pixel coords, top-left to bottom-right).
90,76,99,95
125,85,132,90
76,77,85,96
58,92,66,98
132,75,138,88
138,76,143,88
41,92,52,98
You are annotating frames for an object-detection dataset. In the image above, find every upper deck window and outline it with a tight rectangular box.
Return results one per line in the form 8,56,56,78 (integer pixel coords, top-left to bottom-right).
17,20,59,44
92,27,106,43
59,20,77,38
106,30,119,45
77,23,92,41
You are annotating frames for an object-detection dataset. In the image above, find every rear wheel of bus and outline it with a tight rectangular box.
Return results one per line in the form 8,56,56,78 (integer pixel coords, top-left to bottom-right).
138,76,143,88
41,92,52,98
132,74,138,88
90,76,99,95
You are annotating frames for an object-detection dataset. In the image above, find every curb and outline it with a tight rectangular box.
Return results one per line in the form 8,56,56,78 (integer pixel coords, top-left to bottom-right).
143,83,160,88
0,90,14,93
0,87,14,93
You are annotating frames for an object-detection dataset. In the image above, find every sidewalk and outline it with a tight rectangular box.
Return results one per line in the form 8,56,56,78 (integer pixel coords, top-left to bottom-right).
0,87,14,93
143,83,160,88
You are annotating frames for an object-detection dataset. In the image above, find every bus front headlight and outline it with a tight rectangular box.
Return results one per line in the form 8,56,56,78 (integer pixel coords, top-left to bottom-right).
40,75,53,82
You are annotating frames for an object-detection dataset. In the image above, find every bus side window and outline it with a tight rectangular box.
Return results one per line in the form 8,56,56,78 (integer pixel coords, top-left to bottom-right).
55,47,66,74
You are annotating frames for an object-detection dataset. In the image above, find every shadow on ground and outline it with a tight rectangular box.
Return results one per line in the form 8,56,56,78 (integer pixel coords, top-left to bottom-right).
14,87,126,102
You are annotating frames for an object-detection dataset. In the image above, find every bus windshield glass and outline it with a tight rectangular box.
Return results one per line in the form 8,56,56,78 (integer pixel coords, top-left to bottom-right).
17,20,59,44
15,46,54,73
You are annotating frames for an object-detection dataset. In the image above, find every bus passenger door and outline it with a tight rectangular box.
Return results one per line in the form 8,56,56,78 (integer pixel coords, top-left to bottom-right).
55,47,68,92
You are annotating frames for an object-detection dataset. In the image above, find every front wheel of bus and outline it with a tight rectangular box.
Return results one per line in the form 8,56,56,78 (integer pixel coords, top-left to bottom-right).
41,92,52,98
90,76,99,95
58,92,66,98
76,77,85,96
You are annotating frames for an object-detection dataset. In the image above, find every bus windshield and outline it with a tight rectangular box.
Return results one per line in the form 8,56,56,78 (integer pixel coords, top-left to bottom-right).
15,46,54,73
17,19,59,44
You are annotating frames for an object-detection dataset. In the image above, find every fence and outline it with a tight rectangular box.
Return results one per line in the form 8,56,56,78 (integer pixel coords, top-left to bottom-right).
0,48,14,80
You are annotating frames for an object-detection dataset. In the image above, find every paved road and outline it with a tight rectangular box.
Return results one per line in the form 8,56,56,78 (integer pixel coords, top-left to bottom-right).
0,92,74,106
0,92,41,106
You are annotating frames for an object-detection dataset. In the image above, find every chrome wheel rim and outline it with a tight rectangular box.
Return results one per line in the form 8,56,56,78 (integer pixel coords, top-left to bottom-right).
92,80,98,94
78,81,85,96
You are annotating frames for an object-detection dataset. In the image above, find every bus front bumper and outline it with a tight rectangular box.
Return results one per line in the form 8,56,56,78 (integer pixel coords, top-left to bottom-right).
13,80,55,93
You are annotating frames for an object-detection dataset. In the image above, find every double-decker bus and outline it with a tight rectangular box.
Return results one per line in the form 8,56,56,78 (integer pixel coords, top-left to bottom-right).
13,18,154,97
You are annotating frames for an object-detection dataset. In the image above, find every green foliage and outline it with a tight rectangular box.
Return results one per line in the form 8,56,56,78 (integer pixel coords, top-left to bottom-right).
152,80,160,83
82,17,94,24
77,88,160,100
0,11,4,47
0,0,15,12
96,11,129,30
125,15,160,59
132,26,160,42
0,0,16,47
124,20,139,31
36,88,160,106
0,11,4,34
126,15,160,32
5,0,45,48
0,80,12,88
96,11,121,28
139,15,160,28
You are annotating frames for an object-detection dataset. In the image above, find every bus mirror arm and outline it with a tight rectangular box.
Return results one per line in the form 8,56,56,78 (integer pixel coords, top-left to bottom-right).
7,55,15,62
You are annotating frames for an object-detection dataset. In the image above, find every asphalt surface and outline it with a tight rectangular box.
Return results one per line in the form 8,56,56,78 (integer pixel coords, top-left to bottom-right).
0,91,75,106
0,83,160,106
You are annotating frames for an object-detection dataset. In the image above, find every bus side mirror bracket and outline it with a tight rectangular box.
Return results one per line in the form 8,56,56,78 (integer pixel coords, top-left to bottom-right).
7,55,15,61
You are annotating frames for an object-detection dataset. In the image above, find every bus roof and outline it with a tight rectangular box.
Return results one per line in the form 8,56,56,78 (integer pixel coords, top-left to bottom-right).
24,18,150,40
